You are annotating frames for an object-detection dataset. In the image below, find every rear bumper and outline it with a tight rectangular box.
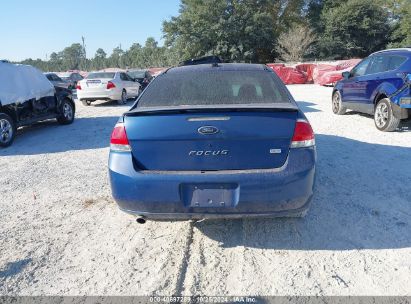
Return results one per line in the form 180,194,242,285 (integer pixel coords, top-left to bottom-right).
392,102,411,119
119,201,312,220
77,88,121,101
108,148,316,219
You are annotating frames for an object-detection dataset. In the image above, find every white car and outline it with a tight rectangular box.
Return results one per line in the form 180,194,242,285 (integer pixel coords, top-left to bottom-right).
76,72,141,106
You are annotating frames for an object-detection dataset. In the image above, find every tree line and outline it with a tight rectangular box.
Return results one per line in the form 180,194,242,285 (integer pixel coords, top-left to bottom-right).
18,0,411,72
19,37,179,72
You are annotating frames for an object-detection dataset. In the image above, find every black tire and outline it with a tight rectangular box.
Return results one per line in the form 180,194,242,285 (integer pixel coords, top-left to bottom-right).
0,113,17,148
332,91,346,115
374,98,401,132
117,90,127,105
81,100,92,106
57,99,75,125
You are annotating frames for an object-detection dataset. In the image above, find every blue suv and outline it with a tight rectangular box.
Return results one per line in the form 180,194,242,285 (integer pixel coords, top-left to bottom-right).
333,48,411,131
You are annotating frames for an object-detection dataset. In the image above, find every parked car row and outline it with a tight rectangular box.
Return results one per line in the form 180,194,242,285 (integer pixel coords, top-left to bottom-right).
1,50,410,223
44,72,84,90
43,70,154,106
108,50,411,223
0,65,158,147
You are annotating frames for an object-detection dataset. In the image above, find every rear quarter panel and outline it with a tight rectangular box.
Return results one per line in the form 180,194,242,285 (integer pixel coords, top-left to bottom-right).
371,77,405,105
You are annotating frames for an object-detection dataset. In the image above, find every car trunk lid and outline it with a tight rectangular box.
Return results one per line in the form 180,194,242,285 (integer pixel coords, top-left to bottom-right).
124,108,298,171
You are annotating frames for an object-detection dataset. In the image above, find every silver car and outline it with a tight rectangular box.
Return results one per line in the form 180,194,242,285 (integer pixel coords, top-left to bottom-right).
76,72,141,106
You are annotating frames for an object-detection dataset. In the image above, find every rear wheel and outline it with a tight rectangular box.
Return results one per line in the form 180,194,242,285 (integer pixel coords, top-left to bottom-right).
374,98,400,132
0,113,16,147
57,99,75,125
117,90,127,105
332,91,346,115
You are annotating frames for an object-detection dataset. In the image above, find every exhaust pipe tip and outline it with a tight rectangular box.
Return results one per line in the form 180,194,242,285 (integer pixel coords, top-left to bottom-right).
136,217,146,224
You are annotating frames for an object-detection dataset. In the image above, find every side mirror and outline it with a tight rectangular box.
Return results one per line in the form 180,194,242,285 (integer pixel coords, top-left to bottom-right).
342,71,351,79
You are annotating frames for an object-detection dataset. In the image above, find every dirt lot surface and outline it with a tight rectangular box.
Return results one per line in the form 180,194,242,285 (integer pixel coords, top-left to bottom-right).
1,85,410,296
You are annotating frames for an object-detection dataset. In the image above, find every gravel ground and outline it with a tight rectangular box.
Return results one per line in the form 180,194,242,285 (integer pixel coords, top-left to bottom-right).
0,85,410,296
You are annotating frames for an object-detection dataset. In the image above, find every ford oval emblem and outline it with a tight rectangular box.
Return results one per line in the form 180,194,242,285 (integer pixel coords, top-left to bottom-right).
198,126,219,135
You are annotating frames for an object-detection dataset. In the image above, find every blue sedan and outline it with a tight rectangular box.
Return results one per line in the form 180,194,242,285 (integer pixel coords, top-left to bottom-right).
108,63,316,222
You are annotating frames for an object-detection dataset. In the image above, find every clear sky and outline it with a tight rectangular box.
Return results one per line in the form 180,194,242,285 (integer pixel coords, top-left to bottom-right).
0,0,181,61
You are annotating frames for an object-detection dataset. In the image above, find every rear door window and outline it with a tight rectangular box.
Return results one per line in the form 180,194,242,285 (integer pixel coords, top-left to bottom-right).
120,73,131,81
53,74,62,81
387,55,407,70
125,74,133,81
366,56,388,75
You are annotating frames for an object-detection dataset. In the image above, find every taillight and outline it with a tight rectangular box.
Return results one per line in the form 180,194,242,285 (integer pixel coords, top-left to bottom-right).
110,122,131,152
291,119,315,148
76,84,82,90
107,81,116,90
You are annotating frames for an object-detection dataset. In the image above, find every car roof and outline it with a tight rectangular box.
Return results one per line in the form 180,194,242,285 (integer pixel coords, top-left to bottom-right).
371,48,411,56
165,63,266,74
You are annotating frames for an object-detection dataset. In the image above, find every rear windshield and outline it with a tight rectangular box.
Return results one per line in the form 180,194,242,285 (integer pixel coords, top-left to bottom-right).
136,70,290,108
87,72,115,79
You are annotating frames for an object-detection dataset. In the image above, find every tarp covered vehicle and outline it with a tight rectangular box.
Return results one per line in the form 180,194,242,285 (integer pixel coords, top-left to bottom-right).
0,62,75,147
